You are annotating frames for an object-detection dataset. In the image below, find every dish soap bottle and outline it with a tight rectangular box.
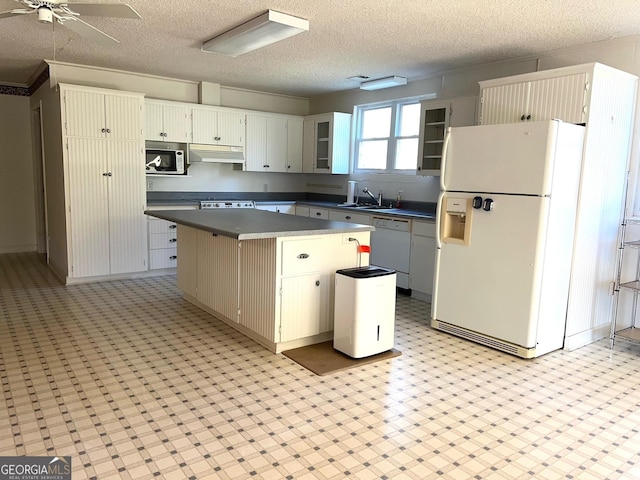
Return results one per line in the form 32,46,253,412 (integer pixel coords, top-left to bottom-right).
396,191,402,209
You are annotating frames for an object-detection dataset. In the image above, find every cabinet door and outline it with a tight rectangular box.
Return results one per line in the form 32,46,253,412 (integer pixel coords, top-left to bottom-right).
480,82,530,125
314,116,332,172
104,94,142,141
409,233,436,295
217,111,245,147
266,116,288,172
64,89,106,138
144,102,165,141
280,274,331,342
286,118,303,173
417,100,450,175
191,107,218,144
161,104,190,142
66,137,110,277
245,114,268,171
302,119,315,173
107,141,147,275
449,96,478,127
527,73,588,124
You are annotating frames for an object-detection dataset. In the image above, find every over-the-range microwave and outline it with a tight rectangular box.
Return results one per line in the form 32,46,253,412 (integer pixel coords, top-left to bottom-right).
145,149,185,175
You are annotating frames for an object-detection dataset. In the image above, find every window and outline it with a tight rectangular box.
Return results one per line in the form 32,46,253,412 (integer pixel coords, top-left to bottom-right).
354,100,421,172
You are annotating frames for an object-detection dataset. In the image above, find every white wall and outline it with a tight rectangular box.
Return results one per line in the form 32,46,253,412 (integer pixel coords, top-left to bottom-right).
0,94,36,253
147,162,308,193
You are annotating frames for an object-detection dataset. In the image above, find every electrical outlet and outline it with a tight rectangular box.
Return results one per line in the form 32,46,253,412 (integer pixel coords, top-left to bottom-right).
147,180,153,191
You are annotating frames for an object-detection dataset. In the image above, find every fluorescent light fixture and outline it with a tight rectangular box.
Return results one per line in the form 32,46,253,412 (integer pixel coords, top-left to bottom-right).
359,75,408,91
202,10,309,57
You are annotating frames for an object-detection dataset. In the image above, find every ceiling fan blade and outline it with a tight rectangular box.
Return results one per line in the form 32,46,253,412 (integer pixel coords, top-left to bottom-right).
0,8,34,19
66,3,141,19
58,16,119,45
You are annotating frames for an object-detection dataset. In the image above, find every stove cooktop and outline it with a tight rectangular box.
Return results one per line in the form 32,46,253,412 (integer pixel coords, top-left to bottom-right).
199,200,256,209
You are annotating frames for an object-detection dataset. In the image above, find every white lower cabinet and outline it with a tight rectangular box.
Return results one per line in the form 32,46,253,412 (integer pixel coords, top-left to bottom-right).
409,220,436,299
308,207,329,220
328,210,370,225
280,273,331,342
147,205,197,270
255,203,295,214
295,206,310,217
176,226,371,353
148,218,178,269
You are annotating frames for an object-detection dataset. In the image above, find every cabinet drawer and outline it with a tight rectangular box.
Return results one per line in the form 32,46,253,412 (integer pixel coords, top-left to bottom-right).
328,210,370,225
149,218,178,234
149,232,178,249
412,220,436,237
281,238,323,275
308,208,328,220
149,248,177,269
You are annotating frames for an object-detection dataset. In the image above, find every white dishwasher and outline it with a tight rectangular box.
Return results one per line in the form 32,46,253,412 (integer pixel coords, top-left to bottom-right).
370,216,411,289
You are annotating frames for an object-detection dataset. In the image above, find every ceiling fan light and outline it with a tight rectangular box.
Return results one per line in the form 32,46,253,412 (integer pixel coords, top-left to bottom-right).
360,76,408,91
37,6,52,24
202,10,309,57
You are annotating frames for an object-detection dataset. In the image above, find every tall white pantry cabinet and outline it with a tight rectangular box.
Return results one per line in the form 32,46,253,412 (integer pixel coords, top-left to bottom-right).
60,84,148,282
479,63,638,349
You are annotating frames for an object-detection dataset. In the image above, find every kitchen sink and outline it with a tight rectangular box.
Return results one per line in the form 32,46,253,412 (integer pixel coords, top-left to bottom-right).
346,204,393,210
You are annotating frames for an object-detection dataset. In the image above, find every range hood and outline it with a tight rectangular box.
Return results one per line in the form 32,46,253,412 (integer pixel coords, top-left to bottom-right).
189,144,244,163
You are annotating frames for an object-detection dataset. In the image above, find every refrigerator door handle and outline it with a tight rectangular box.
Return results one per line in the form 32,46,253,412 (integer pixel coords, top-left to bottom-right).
435,191,445,249
440,127,453,191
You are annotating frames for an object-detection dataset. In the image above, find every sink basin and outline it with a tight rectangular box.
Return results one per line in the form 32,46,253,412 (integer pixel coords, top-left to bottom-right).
344,204,392,210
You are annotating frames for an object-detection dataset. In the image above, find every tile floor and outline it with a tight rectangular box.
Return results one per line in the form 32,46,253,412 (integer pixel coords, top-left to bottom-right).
2,252,640,479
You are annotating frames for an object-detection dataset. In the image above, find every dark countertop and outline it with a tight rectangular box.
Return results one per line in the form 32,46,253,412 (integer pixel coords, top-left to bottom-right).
145,198,436,221
295,200,436,220
145,209,374,240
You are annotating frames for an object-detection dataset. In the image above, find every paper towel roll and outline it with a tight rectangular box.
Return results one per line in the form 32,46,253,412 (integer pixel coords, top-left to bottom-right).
347,181,357,204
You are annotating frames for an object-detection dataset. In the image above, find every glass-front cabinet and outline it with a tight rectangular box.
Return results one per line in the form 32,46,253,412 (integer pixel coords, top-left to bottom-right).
416,96,477,176
417,101,449,175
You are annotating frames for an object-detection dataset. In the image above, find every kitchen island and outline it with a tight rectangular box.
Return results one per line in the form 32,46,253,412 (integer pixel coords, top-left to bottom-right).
145,209,374,353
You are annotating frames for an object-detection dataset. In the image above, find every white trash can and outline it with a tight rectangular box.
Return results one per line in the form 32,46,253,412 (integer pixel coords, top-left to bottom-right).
333,266,396,358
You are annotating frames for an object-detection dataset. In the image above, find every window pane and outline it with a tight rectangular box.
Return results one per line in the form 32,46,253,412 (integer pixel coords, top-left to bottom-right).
358,140,388,169
398,103,420,136
362,107,391,139
395,138,418,169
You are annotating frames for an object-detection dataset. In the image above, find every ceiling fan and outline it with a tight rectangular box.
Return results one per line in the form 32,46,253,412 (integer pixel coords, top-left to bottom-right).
0,0,141,45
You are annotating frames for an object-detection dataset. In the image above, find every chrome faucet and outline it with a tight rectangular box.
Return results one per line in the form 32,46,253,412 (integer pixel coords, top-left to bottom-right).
363,187,382,206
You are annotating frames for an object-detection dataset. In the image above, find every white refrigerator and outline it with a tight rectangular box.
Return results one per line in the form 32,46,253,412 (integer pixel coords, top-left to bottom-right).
431,120,585,358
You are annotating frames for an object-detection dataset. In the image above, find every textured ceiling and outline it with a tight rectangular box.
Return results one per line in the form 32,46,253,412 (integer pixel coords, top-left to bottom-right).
2,0,640,97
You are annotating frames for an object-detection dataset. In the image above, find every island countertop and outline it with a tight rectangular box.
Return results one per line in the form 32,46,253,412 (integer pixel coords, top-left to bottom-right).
145,209,374,240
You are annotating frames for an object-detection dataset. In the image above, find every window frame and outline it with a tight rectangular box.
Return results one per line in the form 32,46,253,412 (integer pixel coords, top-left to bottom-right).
353,97,425,174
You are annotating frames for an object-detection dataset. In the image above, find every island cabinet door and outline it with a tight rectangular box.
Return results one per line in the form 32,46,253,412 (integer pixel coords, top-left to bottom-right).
279,273,331,342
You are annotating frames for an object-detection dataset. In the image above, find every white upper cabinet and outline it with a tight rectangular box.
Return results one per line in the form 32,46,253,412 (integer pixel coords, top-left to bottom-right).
191,107,244,147
144,99,190,142
302,112,351,174
63,89,142,141
480,72,588,125
286,117,303,173
245,113,304,173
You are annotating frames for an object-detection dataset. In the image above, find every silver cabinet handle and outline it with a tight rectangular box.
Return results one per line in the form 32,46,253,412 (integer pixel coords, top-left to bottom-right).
169,238,177,243
297,253,309,259
170,255,177,260
169,224,177,229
